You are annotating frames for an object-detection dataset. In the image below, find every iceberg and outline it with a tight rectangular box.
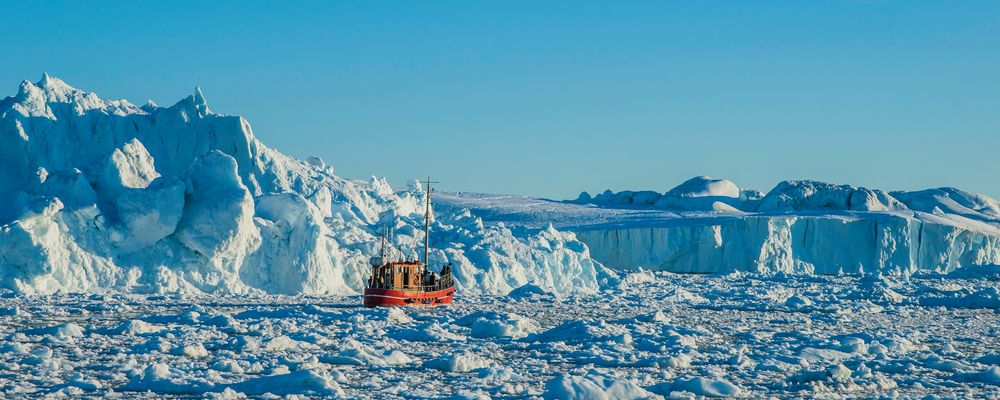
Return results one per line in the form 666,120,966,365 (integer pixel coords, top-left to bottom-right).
438,177,1000,276
0,75,607,295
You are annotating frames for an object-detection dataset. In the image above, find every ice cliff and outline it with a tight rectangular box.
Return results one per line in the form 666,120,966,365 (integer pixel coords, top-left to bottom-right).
0,75,607,295
575,214,1000,275
440,177,1000,276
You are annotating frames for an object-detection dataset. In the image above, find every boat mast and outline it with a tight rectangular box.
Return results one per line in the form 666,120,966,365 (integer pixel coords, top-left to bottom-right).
380,227,386,260
389,227,395,261
423,176,431,271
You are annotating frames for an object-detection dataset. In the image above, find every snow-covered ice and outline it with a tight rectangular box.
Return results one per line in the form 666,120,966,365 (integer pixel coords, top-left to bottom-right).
0,272,997,398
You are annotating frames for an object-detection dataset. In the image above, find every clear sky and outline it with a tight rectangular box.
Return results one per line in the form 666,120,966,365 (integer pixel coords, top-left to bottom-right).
3,1,998,199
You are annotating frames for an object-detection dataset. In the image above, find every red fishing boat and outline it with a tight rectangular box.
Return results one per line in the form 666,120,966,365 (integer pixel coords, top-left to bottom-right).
364,178,455,307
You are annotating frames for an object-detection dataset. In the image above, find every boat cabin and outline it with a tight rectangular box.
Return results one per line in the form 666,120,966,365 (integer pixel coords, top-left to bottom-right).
368,260,453,292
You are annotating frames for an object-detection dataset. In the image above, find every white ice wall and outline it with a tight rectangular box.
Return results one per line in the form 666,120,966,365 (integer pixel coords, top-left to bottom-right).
575,215,1000,275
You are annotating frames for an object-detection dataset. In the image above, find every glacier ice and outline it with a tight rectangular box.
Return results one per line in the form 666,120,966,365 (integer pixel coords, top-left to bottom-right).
756,180,907,212
0,75,608,295
2,74,999,296
244,192,349,295
173,150,259,270
574,176,762,212
574,213,1000,275
441,177,1000,277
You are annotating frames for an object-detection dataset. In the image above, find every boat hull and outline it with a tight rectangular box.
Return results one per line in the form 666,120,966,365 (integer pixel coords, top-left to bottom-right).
363,287,455,307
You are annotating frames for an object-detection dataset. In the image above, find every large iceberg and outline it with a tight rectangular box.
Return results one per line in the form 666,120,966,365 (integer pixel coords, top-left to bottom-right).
440,177,1000,276
0,75,608,295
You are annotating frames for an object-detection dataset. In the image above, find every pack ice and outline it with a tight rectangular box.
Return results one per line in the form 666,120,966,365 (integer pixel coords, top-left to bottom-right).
0,75,606,295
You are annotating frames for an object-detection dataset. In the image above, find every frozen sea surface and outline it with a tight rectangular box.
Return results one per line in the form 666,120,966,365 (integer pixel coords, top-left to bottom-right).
1,271,999,399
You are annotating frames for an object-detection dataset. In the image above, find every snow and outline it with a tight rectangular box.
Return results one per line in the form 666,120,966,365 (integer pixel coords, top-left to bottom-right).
574,176,759,212
173,343,210,358
919,287,1000,309
394,322,468,342
424,351,491,372
667,176,742,199
459,311,541,339
756,180,907,212
507,283,555,299
227,369,344,396
23,322,84,340
98,319,165,336
1,271,993,398
321,339,414,366
543,370,659,399
894,187,1000,222
653,376,744,397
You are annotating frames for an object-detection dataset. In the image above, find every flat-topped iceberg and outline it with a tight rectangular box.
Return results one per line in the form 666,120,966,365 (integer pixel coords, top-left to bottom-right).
440,176,1000,276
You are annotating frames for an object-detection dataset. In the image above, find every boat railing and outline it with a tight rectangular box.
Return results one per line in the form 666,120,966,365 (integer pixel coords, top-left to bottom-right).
366,274,453,291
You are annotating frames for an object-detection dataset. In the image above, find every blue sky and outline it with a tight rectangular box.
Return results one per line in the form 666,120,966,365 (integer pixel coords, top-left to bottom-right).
3,1,998,199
